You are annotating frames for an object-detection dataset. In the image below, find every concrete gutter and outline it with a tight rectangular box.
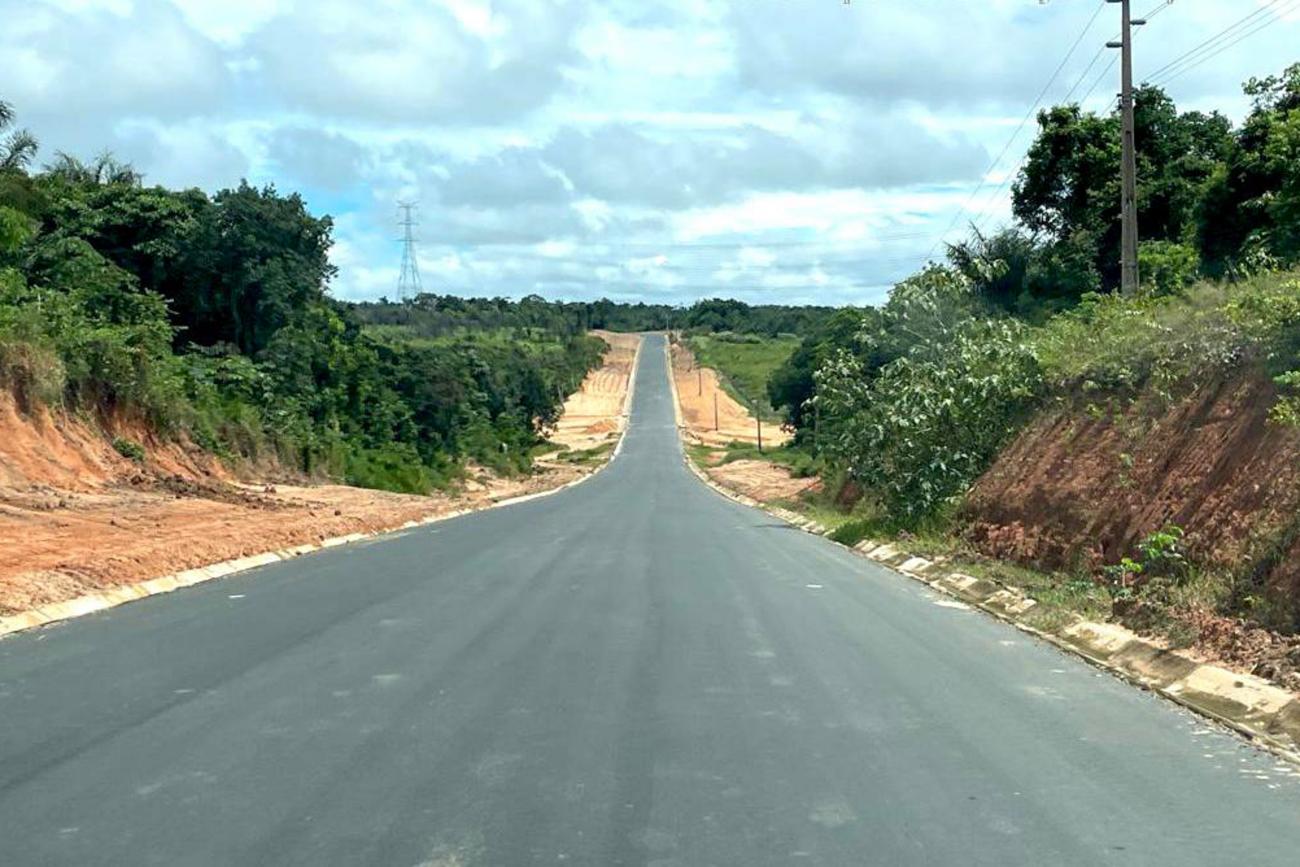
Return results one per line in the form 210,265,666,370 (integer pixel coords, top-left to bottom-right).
0,335,647,641
679,449,1300,765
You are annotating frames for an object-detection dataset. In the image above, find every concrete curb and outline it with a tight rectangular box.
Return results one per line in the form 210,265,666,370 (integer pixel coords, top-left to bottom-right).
0,337,649,642
680,449,1300,764
665,334,685,430
612,335,644,461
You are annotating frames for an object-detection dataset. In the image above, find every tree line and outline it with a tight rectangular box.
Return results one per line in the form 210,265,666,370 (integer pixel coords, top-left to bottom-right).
0,111,610,491
349,293,835,339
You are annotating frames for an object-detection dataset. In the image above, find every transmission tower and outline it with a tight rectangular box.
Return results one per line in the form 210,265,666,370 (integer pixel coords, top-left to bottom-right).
396,201,423,301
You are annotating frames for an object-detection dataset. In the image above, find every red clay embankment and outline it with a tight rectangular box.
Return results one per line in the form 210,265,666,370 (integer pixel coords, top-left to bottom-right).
964,369,1300,626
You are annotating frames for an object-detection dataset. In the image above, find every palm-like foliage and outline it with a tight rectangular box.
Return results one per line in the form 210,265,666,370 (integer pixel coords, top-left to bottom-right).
0,99,39,172
44,150,141,186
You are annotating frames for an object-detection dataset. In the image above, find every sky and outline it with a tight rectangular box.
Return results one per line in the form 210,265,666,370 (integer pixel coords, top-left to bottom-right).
1,0,1298,307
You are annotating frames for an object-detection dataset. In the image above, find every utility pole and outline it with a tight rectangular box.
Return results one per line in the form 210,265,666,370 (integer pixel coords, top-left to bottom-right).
396,201,423,302
713,391,719,432
1107,0,1144,295
755,400,763,454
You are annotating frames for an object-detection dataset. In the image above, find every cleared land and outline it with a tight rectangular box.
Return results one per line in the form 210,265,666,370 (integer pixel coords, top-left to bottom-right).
0,334,639,618
684,333,799,421
671,340,791,448
547,330,642,452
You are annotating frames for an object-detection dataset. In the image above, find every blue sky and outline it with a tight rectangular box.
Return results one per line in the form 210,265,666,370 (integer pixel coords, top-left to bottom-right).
2,0,1298,307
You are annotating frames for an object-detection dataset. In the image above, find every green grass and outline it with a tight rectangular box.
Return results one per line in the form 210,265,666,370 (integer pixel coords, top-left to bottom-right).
556,441,616,466
364,324,571,351
685,332,800,421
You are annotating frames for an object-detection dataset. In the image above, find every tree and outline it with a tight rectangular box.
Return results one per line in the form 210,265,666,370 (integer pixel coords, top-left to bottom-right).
181,182,336,355
43,151,142,186
0,100,38,174
1198,64,1300,274
1013,86,1235,289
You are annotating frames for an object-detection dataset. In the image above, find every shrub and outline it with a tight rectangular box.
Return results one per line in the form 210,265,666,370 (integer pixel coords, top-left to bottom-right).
1139,241,1200,297
112,436,145,463
819,316,1041,522
1137,524,1189,582
344,443,433,495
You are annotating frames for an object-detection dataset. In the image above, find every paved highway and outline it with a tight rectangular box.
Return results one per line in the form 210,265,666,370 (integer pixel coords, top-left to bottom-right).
2,333,1298,865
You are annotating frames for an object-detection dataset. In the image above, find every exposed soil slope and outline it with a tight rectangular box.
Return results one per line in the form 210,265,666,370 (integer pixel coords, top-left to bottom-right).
965,369,1300,625
0,334,637,618
671,341,790,447
549,330,641,451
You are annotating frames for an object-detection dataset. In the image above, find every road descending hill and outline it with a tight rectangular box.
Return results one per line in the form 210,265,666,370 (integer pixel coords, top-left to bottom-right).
0,335,1298,865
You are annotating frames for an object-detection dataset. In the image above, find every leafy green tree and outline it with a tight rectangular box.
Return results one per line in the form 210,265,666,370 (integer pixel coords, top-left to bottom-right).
1014,86,1234,289
183,182,336,355
768,307,869,431
1198,64,1300,275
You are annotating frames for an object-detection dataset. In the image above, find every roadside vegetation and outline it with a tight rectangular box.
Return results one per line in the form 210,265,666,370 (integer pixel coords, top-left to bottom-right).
701,65,1300,646
684,332,800,421
0,101,833,496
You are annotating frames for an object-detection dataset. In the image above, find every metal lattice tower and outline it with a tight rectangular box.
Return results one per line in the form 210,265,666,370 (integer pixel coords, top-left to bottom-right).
396,201,423,301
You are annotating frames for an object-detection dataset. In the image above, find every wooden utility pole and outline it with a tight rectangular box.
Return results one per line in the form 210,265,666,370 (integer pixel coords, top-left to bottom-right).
1108,0,1144,295
755,402,763,454
713,391,719,431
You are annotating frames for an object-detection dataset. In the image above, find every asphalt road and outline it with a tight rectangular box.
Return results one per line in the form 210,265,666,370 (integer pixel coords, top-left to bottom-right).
2,333,1299,866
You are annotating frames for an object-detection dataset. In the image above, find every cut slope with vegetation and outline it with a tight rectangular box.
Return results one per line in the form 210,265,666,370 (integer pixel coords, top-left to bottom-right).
694,64,1300,684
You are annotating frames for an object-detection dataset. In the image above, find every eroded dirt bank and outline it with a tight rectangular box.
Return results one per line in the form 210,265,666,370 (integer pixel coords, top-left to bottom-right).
961,364,1300,692
0,334,640,618
965,370,1300,617
549,329,640,451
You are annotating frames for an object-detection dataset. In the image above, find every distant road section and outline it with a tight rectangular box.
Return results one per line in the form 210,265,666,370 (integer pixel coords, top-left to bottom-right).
1,334,1299,865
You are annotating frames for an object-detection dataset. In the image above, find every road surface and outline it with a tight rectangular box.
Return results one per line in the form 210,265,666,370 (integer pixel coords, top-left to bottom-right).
2,334,1298,865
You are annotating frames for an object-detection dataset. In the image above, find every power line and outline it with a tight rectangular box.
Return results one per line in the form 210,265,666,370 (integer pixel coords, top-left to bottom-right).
1143,0,1291,85
1147,0,1300,87
925,0,1109,259
967,0,1171,236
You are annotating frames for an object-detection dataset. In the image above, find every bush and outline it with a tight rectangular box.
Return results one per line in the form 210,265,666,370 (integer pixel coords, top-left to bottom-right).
344,443,434,495
112,436,145,462
819,315,1041,522
1139,241,1200,297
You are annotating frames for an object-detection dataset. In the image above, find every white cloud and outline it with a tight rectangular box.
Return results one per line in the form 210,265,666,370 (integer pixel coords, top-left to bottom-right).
2,0,1297,306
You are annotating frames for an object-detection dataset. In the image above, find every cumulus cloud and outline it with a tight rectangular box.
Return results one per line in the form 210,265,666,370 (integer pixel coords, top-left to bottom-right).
3,0,1298,306
265,126,367,192
1,0,230,154
243,0,587,124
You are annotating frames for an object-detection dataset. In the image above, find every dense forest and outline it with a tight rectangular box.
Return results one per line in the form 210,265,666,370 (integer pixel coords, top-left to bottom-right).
768,64,1300,533
0,100,833,494
349,294,834,339
0,116,606,492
